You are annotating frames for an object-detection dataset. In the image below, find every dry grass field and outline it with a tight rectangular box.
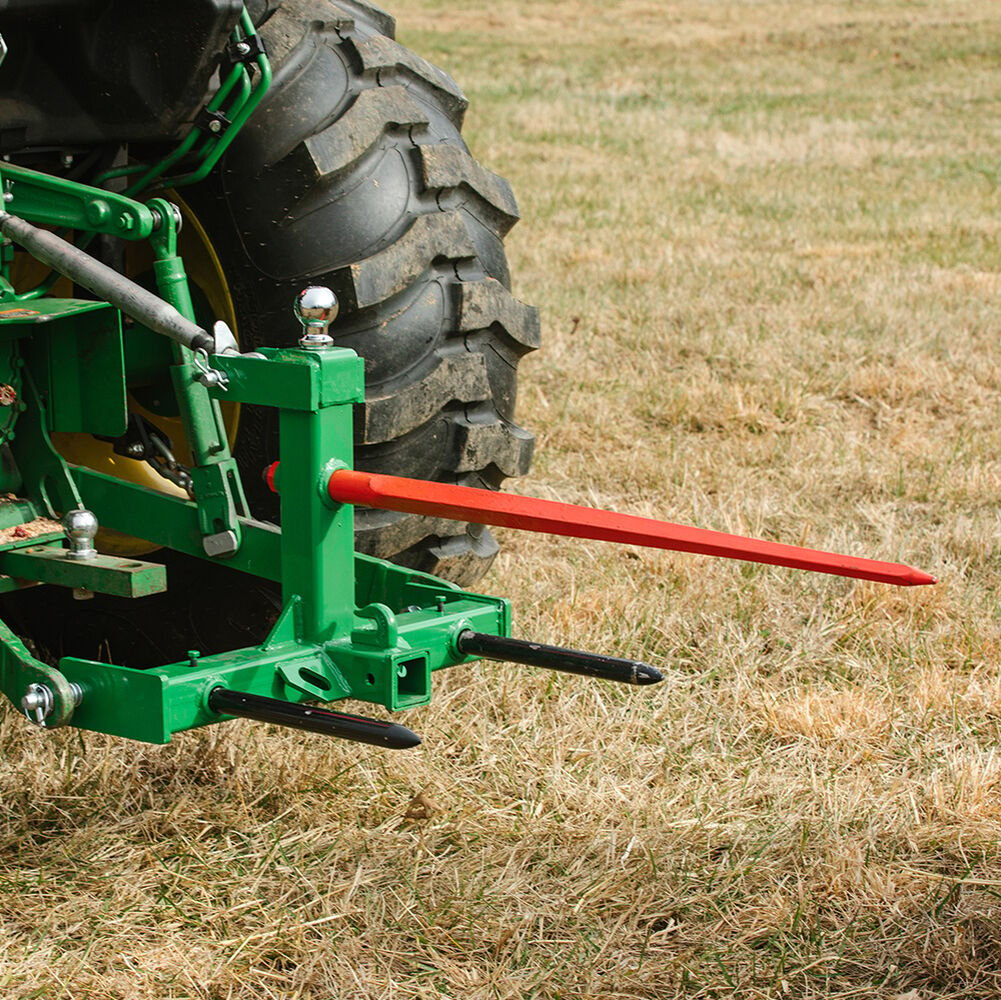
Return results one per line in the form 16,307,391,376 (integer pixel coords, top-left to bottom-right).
3,1,1001,997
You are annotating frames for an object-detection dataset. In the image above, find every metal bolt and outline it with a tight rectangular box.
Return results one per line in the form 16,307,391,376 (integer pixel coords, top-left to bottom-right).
207,119,223,134
234,41,251,56
85,198,111,227
20,682,82,725
125,442,145,458
21,683,53,724
203,530,238,558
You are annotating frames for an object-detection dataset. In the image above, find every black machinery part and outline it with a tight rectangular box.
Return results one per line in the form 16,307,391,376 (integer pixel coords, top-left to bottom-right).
0,0,244,153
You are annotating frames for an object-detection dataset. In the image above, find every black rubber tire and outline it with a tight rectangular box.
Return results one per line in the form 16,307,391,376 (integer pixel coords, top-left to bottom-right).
187,0,539,587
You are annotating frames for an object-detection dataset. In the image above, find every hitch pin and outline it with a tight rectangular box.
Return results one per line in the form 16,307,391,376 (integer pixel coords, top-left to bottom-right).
192,348,228,391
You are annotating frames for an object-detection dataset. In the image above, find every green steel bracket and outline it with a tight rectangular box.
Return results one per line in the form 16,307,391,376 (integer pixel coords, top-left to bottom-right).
0,166,248,555
1,163,157,239
207,348,366,410
146,196,247,551
0,525,64,595
0,36,521,749
57,640,344,744
328,590,509,711
0,545,167,599
0,618,78,728
71,465,281,579
0,234,14,299
0,295,116,329
16,300,127,437
0,297,512,744
53,567,509,744
208,345,365,639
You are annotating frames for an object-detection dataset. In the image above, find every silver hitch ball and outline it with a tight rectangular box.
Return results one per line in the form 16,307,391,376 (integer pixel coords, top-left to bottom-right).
295,286,338,350
63,508,99,561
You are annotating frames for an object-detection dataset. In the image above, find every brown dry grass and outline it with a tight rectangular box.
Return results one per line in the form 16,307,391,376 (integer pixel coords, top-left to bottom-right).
3,1,1001,997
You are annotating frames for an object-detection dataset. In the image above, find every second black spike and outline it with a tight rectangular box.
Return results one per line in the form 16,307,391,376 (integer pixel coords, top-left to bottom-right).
456,631,663,686
208,687,421,749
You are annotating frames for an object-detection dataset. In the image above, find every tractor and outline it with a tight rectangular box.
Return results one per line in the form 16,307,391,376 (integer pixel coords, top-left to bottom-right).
0,1,931,749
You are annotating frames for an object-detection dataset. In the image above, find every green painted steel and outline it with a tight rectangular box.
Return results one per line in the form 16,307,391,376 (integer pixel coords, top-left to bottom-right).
0,617,79,727
147,195,248,545
23,302,126,437
17,366,85,517
55,583,508,744
272,347,363,643
0,31,513,747
0,286,510,742
0,298,113,324
2,163,157,239
0,545,167,599
72,466,282,580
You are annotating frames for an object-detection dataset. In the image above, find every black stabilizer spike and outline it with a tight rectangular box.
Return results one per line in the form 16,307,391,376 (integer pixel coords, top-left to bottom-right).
456,631,663,686
208,688,421,749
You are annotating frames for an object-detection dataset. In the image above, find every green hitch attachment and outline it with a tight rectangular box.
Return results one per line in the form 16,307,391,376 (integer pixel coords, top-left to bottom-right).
0,220,932,754
0,210,517,748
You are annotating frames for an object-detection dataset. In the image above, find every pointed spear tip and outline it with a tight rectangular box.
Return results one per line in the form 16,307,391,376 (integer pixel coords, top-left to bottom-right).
633,662,664,685
385,723,423,749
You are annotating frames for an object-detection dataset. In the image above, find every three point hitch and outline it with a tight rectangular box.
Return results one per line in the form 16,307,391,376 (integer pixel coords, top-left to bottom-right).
0,164,935,753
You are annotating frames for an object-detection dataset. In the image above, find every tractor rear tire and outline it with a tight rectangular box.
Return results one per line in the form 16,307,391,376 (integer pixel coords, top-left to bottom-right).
188,0,539,587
